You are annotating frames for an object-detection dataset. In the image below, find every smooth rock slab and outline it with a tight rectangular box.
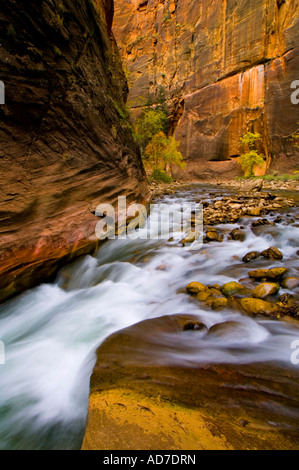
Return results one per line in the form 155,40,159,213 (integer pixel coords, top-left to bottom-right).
82,314,299,450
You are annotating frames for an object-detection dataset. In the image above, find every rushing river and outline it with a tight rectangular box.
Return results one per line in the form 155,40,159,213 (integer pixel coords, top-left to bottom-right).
0,184,298,449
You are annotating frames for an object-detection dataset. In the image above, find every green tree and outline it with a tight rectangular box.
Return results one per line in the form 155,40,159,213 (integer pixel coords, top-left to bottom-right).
239,132,262,150
135,109,168,152
143,132,185,180
238,132,265,177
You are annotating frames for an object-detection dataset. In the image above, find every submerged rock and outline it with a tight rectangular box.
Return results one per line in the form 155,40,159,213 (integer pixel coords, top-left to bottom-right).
208,321,249,339
183,321,207,332
230,229,246,242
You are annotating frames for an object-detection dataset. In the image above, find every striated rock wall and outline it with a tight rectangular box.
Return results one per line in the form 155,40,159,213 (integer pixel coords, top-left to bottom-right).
0,0,148,303
113,0,299,180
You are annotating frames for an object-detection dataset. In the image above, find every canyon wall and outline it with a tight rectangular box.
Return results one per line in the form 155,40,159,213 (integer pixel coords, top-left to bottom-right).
0,0,148,303
113,0,299,180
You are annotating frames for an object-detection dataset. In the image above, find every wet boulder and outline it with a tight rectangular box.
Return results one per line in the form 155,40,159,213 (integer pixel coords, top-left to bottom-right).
246,207,261,216
248,268,288,281
261,247,283,260
220,282,248,297
197,291,212,302
240,298,279,317
205,229,224,243
242,251,261,263
186,282,206,295
252,283,280,299
280,277,299,290
181,231,200,245
230,229,246,242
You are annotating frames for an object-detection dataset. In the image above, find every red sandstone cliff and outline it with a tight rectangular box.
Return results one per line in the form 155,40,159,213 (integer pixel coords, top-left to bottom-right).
113,0,299,180
0,0,148,303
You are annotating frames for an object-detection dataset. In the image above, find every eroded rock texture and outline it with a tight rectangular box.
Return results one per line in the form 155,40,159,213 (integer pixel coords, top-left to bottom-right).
113,0,299,180
0,0,148,303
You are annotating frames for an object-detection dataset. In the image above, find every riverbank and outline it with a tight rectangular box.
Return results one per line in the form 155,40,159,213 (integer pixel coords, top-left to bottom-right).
149,178,299,199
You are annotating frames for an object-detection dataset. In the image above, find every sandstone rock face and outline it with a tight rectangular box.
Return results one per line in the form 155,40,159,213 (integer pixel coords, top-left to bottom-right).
0,0,148,303
113,0,299,180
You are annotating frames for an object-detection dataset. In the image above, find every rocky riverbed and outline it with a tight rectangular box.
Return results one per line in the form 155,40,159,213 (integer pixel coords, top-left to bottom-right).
0,182,298,450
82,182,299,450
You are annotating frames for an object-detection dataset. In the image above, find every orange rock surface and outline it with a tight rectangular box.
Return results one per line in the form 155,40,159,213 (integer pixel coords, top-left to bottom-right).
113,0,299,179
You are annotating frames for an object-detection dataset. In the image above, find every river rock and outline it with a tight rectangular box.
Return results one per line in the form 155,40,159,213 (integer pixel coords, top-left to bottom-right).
181,231,200,245
280,278,299,290
220,282,248,297
197,291,212,302
246,207,261,217
278,294,299,318
186,282,206,295
240,298,279,317
205,230,224,243
252,283,280,299
252,219,273,227
261,247,283,260
211,298,229,310
230,229,246,242
248,268,288,281
242,251,262,263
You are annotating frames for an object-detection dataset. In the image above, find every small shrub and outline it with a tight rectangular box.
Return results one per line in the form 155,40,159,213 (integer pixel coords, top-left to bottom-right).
151,169,173,183
238,150,265,177
238,132,265,177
